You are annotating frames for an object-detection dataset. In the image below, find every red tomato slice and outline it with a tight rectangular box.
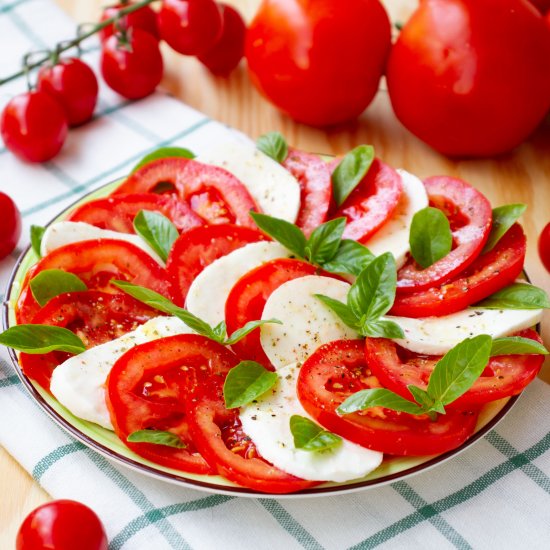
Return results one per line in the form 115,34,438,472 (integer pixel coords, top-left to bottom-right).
365,329,544,410
397,176,492,293
107,334,238,474
68,193,203,233
297,339,479,456
16,239,173,324
20,291,159,390
334,159,403,243
166,224,268,305
186,378,317,493
391,223,526,317
283,148,332,237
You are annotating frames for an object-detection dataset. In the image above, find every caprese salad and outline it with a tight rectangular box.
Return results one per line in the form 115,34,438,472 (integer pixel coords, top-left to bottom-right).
2,132,549,494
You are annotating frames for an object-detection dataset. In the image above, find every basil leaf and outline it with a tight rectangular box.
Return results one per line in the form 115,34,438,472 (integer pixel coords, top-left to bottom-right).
337,388,424,415
332,145,375,207
256,132,288,163
314,295,359,329
29,269,87,307
322,239,375,276
490,337,549,356
475,283,550,310
289,415,342,452
0,325,86,354
127,429,187,449
212,321,227,340
223,361,278,409
30,225,45,257
409,207,452,269
360,319,404,339
427,335,492,406
483,204,526,253
250,212,307,257
305,218,346,265
131,147,195,173
133,210,179,262
225,319,282,346
407,385,436,411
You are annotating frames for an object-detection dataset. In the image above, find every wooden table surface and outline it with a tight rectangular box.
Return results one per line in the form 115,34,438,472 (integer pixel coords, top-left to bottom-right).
1,0,549,545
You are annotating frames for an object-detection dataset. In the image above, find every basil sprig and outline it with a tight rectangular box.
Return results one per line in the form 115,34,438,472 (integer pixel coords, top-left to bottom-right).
475,283,550,310
0,325,86,354
127,429,187,449
223,361,278,409
409,207,452,268
131,146,195,173
482,204,526,253
30,225,45,257
250,212,374,276
290,415,342,452
332,145,375,207
316,253,404,339
133,210,179,262
256,132,288,163
30,269,87,307
112,280,280,345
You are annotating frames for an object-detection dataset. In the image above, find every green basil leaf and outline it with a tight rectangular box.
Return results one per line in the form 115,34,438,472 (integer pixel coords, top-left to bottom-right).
347,252,397,320
225,319,282,346
322,239,374,276
482,204,526,253
314,294,359,329
29,269,87,307
427,335,492,406
407,385,435,410
127,429,187,448
289,415,342,452
223,361,278,409
490,337,549,356
212,321,227,340
475,283,550,310
305,218,346,265
0,325,86,354
409,207,452,269
337,388,424,415
249,212,307,257
360,319,404,339
133,210,179,262
332,145,375,207
256,131,288,163
30,225,45,258
131,147,195,173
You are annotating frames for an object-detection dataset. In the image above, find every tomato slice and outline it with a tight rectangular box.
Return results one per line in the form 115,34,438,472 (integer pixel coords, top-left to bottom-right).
186,378,317,493
365,329,544,410
334,159,403,243
166,224,268,305
297,339,479,456
391,223,526,317
16,239,173,324
107,334,238,474
397,176,492,293
283,148,332,236
68,192,203,233
20,291,159,390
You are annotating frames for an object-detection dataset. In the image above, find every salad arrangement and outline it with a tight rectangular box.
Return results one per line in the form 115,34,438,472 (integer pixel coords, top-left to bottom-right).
1,133,549,494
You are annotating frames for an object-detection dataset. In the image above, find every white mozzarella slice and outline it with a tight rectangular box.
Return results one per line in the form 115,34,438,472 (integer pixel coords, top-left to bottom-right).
196,140,301,223
50,316,193,430
261,275,358,369
240,363,383,482
387,308,543,355
41,221,164,265
186,241,291,326
366,170,428,268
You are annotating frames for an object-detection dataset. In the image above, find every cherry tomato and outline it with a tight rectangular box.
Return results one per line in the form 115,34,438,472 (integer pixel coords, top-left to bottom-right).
100,28,163,99
158,0,223,56
245,0,391,126
16,499,108,550
198,4,246,76
99,2,159,42
539,222,550,273
386,0,550,157
37,58,98,126
0,91,68,162
0,192,21,259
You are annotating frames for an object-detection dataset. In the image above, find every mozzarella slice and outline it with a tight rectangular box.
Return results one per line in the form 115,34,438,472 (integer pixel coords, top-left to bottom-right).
186,241,291,326
196,140,301,223
387,308,543,355
41,221,164,265
240,363,383,482
50,316,193,430
261,275,358,369
366,170,428,268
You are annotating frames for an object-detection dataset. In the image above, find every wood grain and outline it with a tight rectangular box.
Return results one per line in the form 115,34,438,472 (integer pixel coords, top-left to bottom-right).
1,0,549,546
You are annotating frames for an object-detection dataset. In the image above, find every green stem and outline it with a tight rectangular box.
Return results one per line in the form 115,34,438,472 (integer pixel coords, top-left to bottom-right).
0,0,157,86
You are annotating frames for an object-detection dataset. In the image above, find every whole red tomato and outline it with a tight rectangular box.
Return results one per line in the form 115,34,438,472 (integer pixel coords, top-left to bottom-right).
16,500,108,550
99,2,159,42
245,0,391,126
0,192,21,259
37,58,98,126
386,0,550,157
0,91,68,162
539,222,550,273
101,28,164,99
